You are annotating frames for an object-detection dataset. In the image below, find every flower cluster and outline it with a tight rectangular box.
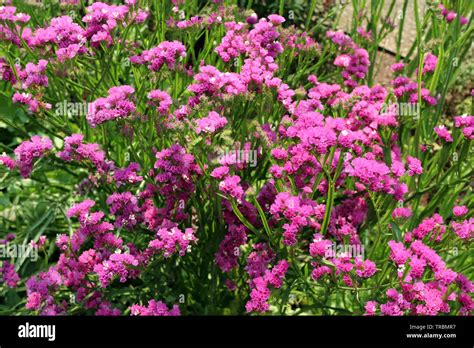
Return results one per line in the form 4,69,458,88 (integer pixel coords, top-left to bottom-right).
0,1,471,318
195,111,228,134
130,300,180,316
1,135,53,178
131,41,186,72
87,86,136,127
58,133,113,172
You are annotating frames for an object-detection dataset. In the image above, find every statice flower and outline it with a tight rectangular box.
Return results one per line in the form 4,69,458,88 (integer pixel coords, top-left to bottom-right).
94,253,139,287
434,125,453,142
210,166,230,179
451,218,473,240
195,111,227,134
409,256,427,278
411,214,445,241
289,125,337,154
388,240,411,265
82,2,129,47
309,234,333,257
87,86,136,127
113,162,143,186
0,58,16,84
106,192,140,230
354,258,377,278
270,192,324,245
364,301,378,315
0,6,30,46
438,5,468,25
58,134,113,172
311,265,332,281
215,222,247,272
346,158,395,194
337,48,370,87
188,65,246,100
9,59,51,113
240,56,278,87
219,175,245,201
392,207,412,219
130,300,180,316
16,60,49,89
454,115,474,140
391,62,405,72
12,92,51,114
247,17,283,59
12,135,52,178
406,156,423,176
25,16,87,62
147,222,197,258
131,41,186,71
0,261,20,287
95,302,121,316
327,30,354,47
453,206,468,218
153,144,201,203
215,22,247,62
0,154,14,172
147,89,172,115
421,53,437,75
409,241,455,282
245,243,275,278
391,76,437,106
245,258,288,313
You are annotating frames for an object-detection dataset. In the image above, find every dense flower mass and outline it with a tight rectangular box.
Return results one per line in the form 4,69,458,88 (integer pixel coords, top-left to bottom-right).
131,41,186,71
87,86,136,127
0,0,472,319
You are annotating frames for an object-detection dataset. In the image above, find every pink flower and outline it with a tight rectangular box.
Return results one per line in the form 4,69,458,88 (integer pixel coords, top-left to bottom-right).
434,125,453,142
195,111,228,134
364,301,378,315
267,14,285,25
13,135,53,178
392,207,412,219
26,292,42,310
219,175,244,201
406,156,423,176
106,192,140,230
453,205,468,217
215,22,246,62
354,258,377,278
388,240,411,265
131,41,186,71
451,218,473,240
1,261,20,287
147,89,172,115
0,155,17,171
210,166,229,179
113,162,143,186
346,158,394,193
94,253,139,287
130,300,180,316
87,86,136,127
391,62,405,72
147,223,197,258
58,134,113,172
422,53,437,74
82,2,135,47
